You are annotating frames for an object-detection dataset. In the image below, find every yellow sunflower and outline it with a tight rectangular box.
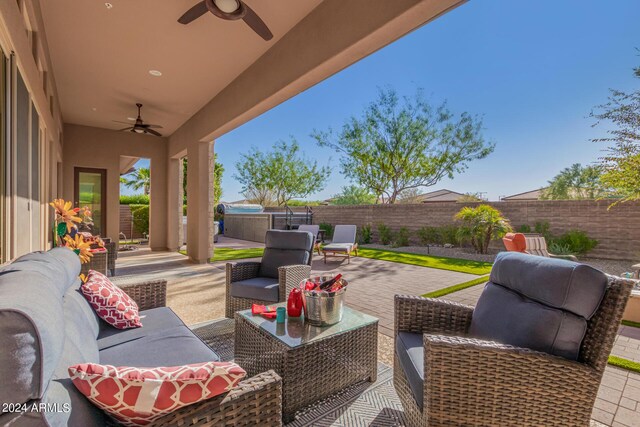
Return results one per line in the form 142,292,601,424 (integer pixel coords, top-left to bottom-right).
63,234,93,264
49,199,82,232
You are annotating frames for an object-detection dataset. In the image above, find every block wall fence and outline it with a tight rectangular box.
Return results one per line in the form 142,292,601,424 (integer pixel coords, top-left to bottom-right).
269,200,640,260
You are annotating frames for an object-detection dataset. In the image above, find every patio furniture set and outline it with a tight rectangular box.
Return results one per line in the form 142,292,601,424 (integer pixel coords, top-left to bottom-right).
0,228,634,426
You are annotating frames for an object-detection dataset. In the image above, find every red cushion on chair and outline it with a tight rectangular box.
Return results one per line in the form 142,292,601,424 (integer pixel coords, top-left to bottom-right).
81,270,141,329
68,362,246,426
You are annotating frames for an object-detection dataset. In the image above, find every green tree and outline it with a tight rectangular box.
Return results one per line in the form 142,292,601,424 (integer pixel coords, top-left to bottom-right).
455,205,512,254
312,88,493,203
120,168,150,195
182,154,224,206
540,163,608,200
332,185,377,205
591,56,640,206
396,188,422,204
235,139,330,206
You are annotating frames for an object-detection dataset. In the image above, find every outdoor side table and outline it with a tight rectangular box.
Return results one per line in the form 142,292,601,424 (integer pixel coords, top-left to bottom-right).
234,304,378,423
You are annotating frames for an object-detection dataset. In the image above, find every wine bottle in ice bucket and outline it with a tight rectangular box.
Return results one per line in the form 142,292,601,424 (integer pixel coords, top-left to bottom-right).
319,274,342,291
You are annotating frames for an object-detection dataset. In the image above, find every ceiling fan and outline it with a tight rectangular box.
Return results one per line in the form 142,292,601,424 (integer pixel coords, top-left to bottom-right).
178,0,273,41
114,103,163,137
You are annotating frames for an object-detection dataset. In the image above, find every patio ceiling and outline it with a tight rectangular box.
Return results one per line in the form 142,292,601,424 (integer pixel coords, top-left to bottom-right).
40,0,322,135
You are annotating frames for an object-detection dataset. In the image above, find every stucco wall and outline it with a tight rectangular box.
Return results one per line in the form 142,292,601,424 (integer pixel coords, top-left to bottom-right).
268,201,640,260
62,124,169,249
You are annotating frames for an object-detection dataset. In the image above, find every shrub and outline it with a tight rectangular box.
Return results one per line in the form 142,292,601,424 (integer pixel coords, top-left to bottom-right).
516,224,531,233
553,230,598,255
377,224,393,245
455,205,512,254
417,226,442,245
392,227,410,248
130,204,149,235
534,221,552,240
319,223,333,238
120,194,149,205
548,241,574,255
440,225,461,246
360,224,372,244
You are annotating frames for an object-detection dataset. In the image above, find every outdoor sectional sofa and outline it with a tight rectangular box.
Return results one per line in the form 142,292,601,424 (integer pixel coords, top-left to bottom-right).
0,248,282,426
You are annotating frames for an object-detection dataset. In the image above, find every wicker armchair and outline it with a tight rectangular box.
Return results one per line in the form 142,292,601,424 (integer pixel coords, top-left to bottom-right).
394,272,634,427
108,278,283,427
225,230,314,318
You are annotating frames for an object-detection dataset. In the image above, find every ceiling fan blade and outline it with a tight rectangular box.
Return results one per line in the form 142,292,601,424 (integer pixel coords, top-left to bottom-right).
139,123,163,129
145,128,163,137
242,3,273,41
178,1,209,24
113,120,135,125
118,127,134,131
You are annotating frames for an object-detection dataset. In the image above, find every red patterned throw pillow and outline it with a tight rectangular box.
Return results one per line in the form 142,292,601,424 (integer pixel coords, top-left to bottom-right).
68,362,247,426
80,270,141,329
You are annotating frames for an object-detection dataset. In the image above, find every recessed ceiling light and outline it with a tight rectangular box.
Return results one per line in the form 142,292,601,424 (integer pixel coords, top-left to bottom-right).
149,70,162,77
105,3,113,9
92,107,97,111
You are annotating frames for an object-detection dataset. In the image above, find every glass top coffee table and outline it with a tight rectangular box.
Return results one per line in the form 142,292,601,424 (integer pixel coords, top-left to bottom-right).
234,304,378,423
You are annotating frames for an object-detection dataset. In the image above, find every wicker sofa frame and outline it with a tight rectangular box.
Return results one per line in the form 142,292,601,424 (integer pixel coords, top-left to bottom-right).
106,278,283,427
393,274,634,427
225,262,311,318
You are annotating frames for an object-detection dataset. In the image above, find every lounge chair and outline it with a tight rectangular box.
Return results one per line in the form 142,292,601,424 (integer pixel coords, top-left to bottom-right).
225,230,314,318
502,232,578,261
298,224,321,255
322,225,358,264
394,252,634,426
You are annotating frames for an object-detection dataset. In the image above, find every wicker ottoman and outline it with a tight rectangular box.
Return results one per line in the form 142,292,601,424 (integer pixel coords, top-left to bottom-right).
234,304,378,423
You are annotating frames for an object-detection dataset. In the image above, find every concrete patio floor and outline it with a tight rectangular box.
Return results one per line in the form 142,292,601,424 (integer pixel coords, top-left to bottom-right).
113,239,640,427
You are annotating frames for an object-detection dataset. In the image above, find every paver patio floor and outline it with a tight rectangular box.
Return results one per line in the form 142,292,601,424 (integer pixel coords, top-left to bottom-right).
114,243,640,426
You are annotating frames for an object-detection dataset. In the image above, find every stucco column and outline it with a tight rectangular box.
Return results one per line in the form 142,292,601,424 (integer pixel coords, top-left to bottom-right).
186,141,214,263
166,157,182,251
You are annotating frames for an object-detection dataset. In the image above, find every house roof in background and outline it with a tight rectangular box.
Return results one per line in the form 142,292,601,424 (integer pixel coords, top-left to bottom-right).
418,189,465,203
501,188,547,201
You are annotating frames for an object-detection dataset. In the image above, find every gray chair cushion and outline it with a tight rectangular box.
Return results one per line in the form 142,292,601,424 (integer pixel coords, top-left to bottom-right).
97,307,186,350
490,252,607,319
322,243,354,252
99,326,220,367
396,332,424,410
230,277,280,302
331,225,357,244
259,230,313,279
470,282,587,360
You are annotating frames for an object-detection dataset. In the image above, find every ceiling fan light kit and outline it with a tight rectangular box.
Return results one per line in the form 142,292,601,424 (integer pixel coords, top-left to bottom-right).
116,103,163,137
178,0,273,41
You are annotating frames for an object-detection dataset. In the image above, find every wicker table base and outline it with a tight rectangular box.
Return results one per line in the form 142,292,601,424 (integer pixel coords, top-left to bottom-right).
234,310,378,423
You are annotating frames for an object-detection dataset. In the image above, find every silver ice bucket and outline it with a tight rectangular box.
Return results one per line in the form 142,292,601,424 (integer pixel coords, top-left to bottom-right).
301,276,348,326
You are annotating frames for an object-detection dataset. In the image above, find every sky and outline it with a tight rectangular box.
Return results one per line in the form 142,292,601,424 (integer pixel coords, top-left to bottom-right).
123,0,640,202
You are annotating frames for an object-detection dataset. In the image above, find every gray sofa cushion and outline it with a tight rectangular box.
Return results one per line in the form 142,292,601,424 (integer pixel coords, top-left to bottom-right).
396,332,424,410
1,248,81,297
470,282,587,360
259,230,313,279
99,326,220,367
97,307,186,350
490,252,607,319
0,270,66,406
230,277,280,302
65,285,101,339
